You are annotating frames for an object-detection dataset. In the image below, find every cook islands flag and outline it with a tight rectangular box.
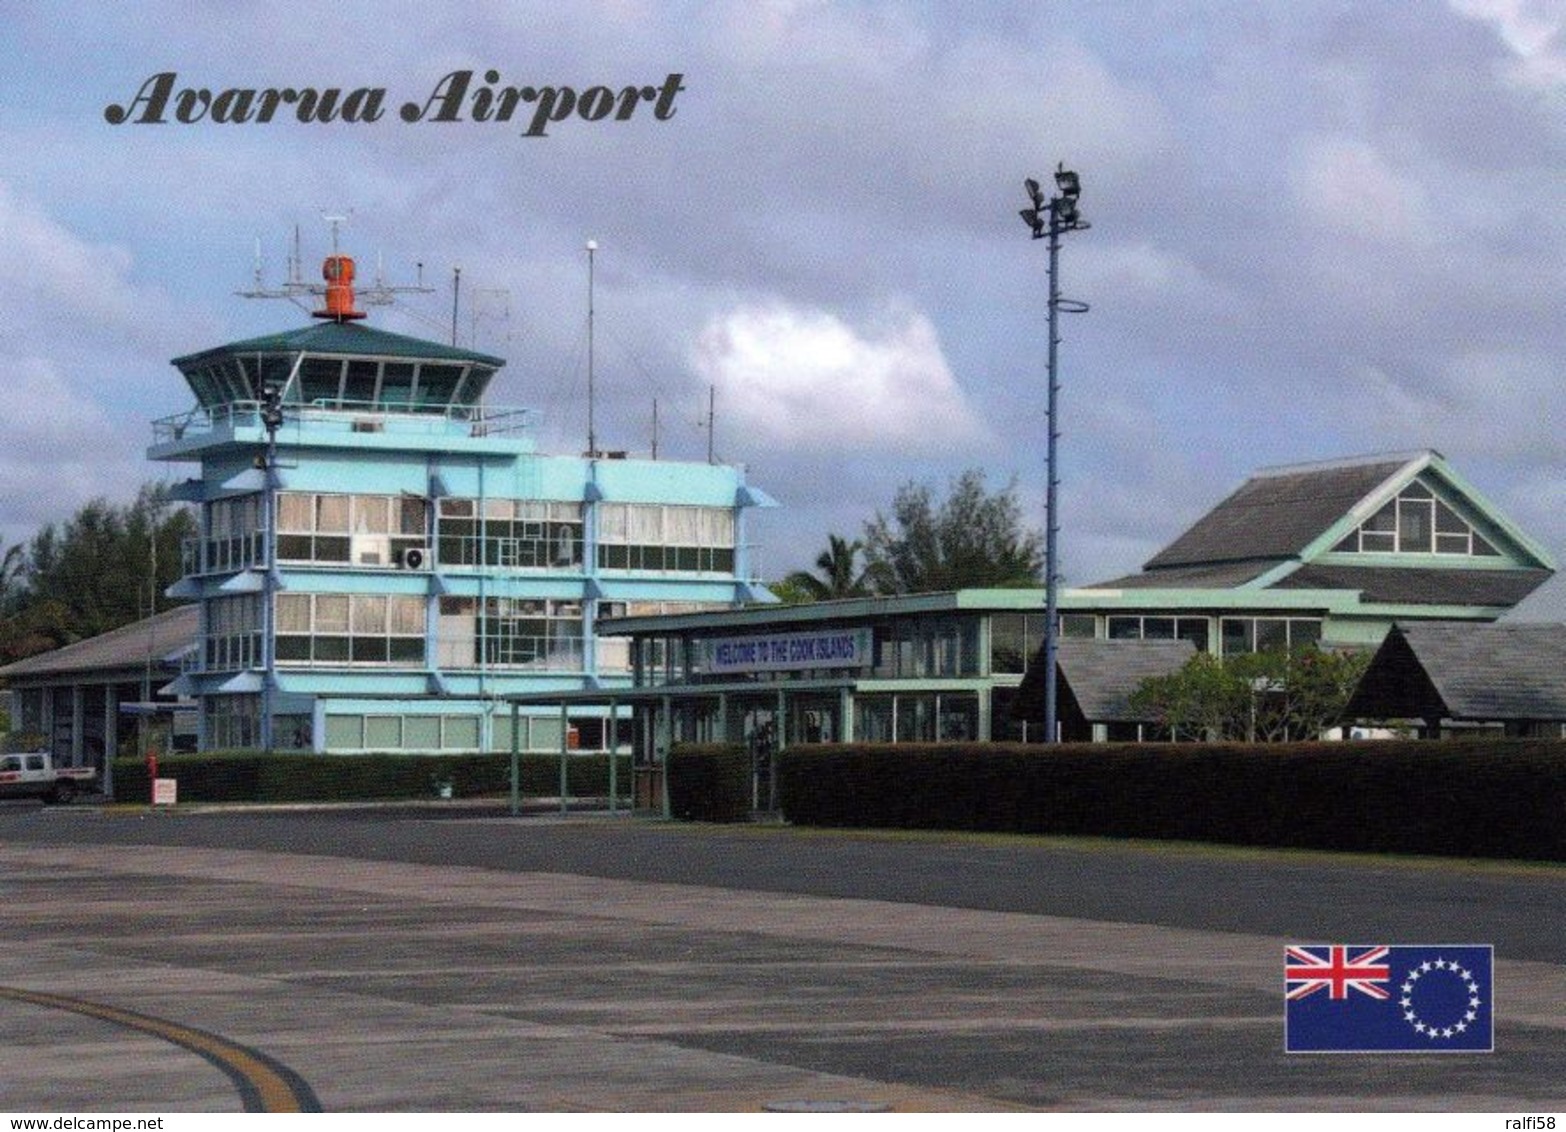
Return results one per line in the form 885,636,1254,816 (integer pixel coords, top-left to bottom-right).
1284,944,1493,1053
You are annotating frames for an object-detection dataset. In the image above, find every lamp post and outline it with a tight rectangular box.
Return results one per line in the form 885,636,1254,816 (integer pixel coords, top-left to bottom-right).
259,382,284,753
1020,165,1090,743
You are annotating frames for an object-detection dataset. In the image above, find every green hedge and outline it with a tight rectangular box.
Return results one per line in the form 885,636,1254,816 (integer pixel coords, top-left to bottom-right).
667,743,752,823
109,751,632,804
778,740,1566,861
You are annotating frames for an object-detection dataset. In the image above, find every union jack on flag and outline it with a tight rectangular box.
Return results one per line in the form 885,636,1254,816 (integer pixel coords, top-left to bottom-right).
1285,945,1391,1001
1284,944,1493,1053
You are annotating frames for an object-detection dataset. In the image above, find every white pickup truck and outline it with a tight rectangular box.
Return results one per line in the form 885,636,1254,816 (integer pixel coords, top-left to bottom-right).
0,751,98,804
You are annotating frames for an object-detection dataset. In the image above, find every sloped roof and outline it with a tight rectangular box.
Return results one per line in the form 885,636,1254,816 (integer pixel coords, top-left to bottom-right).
0,605,198,681
1144,456,1410,570
1345,622,1566,722
1013,638,1195,724
172,321,505,369
1272,564,1552,607
1090,560,1279,590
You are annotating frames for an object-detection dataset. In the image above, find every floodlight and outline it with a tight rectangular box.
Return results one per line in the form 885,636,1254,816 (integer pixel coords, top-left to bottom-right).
1054,166,1080,199
1025,178,1045,207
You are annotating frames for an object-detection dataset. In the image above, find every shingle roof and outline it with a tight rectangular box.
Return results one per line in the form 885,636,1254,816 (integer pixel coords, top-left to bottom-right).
1144,457,1410,569
1089,560,1279,590
172,321,506,369
1013,638,1195,723
0,605,198,680
1346,622,1566,722
1270,565,1552,607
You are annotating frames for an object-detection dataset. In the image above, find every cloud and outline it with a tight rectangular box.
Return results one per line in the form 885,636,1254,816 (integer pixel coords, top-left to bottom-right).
0,357,144,545
1449,0,1566,89
1289,136,1436,245
690,300,985,450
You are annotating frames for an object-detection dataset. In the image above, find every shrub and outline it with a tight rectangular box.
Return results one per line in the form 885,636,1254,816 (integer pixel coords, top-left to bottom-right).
108,751,632,804
778,740,1566,861
667,743,752,822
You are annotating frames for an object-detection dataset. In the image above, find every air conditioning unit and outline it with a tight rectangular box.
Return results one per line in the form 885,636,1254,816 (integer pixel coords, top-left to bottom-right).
352,534,391,566
400,546,430,570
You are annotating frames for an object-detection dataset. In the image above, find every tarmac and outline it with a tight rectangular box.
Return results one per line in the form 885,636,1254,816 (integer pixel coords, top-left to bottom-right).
2,813,1564,1111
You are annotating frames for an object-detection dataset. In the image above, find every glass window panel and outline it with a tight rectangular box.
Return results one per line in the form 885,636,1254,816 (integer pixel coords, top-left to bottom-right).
351,594,388,633
390,596,426,635
277,594,311,632
415,364,461,407
1289,620,1322,649
666,507,701,544
316,495,349,532
1435,501,1467,534
404,716,441,749
1402,480,1434,499
1142,617,1176,640
1333,533,1357,553
1107,616,1142,640
1176,619,1210,653
276,534,313,561
1398,499,1432,553
277,493,312,531
399,497,427,536
1255,619,1289,652
440,498,474,518
1473,533,1501,556
1436,533,1469,554
1060,614,1096,639
315,595,350,632
299,357,344,405
380,363,414,407
344,360,379,404
443,716,480,749
1360,531,1395,552
365,717,402,748
352,495,392,534
483,497,512,520
313,636,350,661
1221,618,1253,655
628,505,663,542
325,715,364,749
1364,502,1396,533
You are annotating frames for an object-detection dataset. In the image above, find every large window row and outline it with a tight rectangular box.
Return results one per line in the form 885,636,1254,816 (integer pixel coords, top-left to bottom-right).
990,613,1095,674
436,597,584,670
1219,617,1322,655
276,593,427,664
597,504,735,574
1335,481,1501,556
291,356,476,411
194,495,264,575
277,492,428,568
204,595,262,671
437,498,583,569
1106,615,1211,653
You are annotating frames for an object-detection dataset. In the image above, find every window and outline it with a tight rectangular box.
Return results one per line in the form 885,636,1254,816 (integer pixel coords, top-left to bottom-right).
1103,615,1211,653
277,492,427,567
1219,617,1323,656
200,495,264,574
596,504,736,573
1336,480,1501,556
437,498,583,569
204,595,262,671
276,592,426,665
435,596,583,670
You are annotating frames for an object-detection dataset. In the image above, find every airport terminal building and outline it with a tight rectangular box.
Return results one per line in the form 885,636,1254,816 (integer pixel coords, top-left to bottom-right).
3,260,777,758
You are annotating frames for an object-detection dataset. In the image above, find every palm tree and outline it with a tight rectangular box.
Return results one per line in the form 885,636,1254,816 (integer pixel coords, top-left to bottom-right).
783,534,871,601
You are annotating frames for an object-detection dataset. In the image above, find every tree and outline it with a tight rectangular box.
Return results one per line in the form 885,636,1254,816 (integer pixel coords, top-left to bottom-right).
862,469,1044,594
1129,647,1372,742
0,484,195,662
782,534,871,602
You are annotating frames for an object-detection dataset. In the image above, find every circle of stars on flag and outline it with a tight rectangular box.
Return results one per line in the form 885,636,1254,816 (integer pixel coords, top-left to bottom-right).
1399,956,1482,1041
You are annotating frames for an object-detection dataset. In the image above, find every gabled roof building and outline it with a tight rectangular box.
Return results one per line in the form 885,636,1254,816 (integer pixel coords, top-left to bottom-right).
1062,450,1554,656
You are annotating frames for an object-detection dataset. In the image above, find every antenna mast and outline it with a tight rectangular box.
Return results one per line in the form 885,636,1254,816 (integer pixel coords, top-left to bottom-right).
586,239,598,458
237,212,434,314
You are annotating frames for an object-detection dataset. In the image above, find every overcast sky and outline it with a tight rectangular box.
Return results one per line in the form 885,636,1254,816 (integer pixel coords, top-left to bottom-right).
3,1,1565,611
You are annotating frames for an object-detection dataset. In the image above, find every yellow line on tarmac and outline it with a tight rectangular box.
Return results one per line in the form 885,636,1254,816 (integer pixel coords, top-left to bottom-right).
0,986,320,1112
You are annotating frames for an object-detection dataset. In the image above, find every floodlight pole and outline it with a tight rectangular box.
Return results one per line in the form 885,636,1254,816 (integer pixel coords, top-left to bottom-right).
1021,167,1089,744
